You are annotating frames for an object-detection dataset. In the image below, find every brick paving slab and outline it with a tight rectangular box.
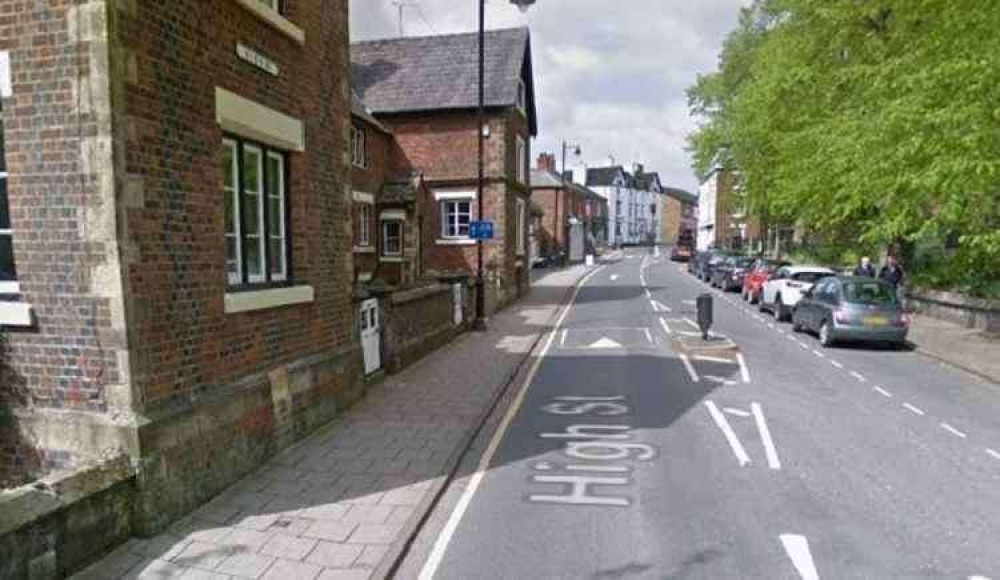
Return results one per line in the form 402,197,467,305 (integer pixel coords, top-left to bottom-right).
73,265,592,580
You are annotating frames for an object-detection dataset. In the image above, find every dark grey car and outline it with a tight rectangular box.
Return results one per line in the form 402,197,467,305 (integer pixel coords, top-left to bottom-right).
792,276,909,347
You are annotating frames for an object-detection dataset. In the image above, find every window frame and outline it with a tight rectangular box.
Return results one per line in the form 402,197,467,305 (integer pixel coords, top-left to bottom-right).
515,135,526,184
223,133,292,291
351,125,367,169
357,202,373,248
0,130,14,293
441,199,472,239
381,220,403,257
515,198,526,256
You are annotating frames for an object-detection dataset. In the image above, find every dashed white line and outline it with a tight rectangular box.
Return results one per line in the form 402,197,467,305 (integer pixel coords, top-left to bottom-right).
811,349,825,359
780,534,820,580
767,323,776,329
849,371,867,383
799,342,810,350
644,288,651,298
874,386,893,398
939,423,967,438
737,353,751,384
680,354,700,383
705,401,750,467
560,329,567,347
752,402,781,470
643,327,653,344
830,360,844,369
610,274,619,281
786,334,797,342
903,403,925,416
986,448,1000,461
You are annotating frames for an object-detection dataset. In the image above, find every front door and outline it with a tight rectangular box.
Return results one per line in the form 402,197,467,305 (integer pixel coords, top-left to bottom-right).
360,299,381,375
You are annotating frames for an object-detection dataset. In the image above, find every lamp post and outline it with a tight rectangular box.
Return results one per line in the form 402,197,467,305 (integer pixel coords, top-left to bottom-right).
474,0,536,331
559,141,581,262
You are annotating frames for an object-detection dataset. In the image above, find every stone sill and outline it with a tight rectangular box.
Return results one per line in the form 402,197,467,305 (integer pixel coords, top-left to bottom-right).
231,0,305,45
379,256,403,263
225,285,314,314
0,300,33,327
436,239,477,246
353,246,375,254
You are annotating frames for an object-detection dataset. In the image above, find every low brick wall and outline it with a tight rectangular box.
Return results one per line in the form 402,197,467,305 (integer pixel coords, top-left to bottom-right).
381,281,473,374
0,456,136,580
907,289,1000,332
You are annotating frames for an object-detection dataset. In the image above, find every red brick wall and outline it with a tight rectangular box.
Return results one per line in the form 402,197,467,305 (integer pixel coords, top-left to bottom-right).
351,118,389,279
118,0,355,408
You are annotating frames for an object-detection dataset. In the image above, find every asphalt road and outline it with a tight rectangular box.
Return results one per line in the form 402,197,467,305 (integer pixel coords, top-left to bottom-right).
400,248,999,580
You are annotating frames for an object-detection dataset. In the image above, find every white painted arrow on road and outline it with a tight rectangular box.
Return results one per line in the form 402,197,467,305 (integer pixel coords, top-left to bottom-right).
588,337,623,349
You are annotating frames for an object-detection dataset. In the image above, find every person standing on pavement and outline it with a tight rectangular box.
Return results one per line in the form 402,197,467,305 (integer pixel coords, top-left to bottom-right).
879,255,906,306
853,256,876,277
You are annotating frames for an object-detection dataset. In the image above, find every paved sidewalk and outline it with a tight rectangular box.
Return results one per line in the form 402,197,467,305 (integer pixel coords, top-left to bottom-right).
74,264,594,580
909,314,1000,385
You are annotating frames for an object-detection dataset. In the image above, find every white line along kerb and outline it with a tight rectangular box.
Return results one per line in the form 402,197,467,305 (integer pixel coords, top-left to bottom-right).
705,401,750,467
780,534,820,580
417,265,605,580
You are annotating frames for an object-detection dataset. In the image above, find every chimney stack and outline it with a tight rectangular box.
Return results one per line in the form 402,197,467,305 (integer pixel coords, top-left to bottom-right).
536,152,556,172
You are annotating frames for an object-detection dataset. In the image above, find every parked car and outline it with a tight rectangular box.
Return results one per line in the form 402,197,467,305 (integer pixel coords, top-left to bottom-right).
670,245,693,262
792,277,909,347
759,265,836,321
742,258,791,304
688,250,712,276
711,256,756,291
700,251,733,282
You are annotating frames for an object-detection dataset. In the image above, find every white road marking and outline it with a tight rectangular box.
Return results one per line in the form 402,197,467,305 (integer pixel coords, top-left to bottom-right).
643,327,653,344
705,401,750,467
705,376,739,386
986,448,1000,461
849,371,867,383
676,330,701,337
610,274,619,281
830,360,844,369
799,342,810,350
874,386,893,398
651,300,672,313
560,329,567,347
939,423,967,439
644,288,651,299
767,323,776,329
693,354,735,364
787,334,797,342
588,337,623,349
737,353,751,384
903,403,925,416
682,300,695,306
780,534,820,580
682,317,700,330
723,407,750,417
680,354,700,383
776,329,786,335
417,265,605,580
565,464,631,473
752,402,781,470
659,317,672,335
812,349,825,359
968,576,992,580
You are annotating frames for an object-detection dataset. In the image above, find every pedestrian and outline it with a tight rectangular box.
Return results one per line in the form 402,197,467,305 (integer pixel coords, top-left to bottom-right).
853,256,876,278
879,255,906,305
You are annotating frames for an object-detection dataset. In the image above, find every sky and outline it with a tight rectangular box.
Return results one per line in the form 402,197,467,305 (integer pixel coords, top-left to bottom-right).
350,0,748,193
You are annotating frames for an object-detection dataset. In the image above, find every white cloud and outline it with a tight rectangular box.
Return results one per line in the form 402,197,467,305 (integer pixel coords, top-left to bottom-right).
350,0,748,192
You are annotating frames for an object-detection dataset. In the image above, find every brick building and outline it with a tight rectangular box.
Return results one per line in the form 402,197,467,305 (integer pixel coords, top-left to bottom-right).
351,28,538,313
659,186,698,247
0,0,362,532
531,153,608,261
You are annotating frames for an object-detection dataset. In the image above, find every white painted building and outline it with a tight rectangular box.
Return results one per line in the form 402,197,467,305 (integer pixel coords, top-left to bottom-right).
583,164,664,246
697,168,719,251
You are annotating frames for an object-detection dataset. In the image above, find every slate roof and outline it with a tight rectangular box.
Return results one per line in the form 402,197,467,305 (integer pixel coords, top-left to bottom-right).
634,172,662,192
530,168,563,188
662,186,698,205
350,89,390,133
585,166,626,187
351,28,537,135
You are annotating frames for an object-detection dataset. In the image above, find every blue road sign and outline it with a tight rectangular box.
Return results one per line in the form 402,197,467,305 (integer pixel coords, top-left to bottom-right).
469,221,494,240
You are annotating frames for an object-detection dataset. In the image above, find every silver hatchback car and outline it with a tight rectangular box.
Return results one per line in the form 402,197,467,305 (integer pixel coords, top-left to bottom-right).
792,276,909,347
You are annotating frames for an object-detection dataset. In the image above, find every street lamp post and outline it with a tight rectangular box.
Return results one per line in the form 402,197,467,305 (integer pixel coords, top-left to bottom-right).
473,0,535,331
559,141,581,262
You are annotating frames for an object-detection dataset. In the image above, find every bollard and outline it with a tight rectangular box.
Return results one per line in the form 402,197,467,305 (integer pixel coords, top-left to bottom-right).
696,293,713,341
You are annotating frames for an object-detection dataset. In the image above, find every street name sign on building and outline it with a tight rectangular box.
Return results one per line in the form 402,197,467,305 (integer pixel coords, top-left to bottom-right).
469,221,494,240
236,43,280,77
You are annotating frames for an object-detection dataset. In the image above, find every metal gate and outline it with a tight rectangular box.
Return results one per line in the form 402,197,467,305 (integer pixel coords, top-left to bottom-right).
360,299,381,375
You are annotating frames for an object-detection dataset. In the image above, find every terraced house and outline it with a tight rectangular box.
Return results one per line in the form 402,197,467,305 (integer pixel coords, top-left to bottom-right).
351,28,539,313
0,0,366,574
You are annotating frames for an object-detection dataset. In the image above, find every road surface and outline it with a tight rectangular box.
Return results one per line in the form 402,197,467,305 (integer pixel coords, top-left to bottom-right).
400,248,999,580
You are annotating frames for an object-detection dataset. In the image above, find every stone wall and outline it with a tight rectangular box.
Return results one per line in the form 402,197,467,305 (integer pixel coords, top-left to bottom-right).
380,281,472,374
907,289,1000,333
0,456,135,580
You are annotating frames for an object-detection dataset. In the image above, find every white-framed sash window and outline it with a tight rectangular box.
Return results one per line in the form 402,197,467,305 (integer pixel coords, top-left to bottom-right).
1,99,17,292
441,199,472,239
382,220,403,257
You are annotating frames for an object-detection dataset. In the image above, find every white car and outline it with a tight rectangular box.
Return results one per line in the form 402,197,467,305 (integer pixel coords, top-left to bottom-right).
759,266,836,321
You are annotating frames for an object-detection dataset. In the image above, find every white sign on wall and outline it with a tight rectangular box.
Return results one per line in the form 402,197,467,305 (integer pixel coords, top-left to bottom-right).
0,51,11,98
236,43,279,77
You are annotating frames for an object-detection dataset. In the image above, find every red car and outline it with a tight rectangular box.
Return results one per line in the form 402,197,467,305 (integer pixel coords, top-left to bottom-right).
670,245,693,262
742,258,791,304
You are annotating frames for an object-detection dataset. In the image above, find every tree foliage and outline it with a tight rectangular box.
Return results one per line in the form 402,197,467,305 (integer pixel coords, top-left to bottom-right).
687,0,1000,294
